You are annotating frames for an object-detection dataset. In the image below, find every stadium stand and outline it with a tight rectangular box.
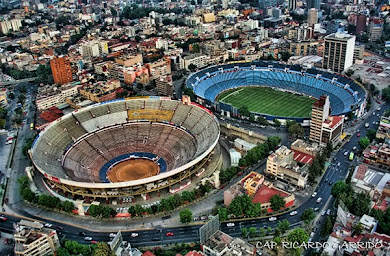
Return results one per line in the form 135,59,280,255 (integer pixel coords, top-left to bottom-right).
188,61,366,117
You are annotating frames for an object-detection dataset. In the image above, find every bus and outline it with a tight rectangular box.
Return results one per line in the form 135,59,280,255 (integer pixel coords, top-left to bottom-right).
30,123,34,130
349,152,354,161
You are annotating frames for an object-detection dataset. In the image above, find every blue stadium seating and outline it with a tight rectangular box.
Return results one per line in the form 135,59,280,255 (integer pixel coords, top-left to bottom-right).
187,61,367,116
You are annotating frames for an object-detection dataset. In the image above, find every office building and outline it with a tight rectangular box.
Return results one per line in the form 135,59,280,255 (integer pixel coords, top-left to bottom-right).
368,18,384,41
307,0,320,10
14,220,60,256
289,0,297,10
50,56,73,85
309,95,344,147
156,75,173,96
322,32,355,73
308,8,318,26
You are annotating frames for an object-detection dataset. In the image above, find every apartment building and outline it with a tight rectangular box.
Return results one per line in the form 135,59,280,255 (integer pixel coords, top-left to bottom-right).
322,32,355,73
180,54,208,70
50,56,73,85
14,220,60,256
0,19,22,34
36,83,81,110
156,75,173,96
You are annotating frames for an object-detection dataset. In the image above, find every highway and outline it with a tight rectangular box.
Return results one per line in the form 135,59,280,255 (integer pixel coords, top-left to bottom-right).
0,99,388,247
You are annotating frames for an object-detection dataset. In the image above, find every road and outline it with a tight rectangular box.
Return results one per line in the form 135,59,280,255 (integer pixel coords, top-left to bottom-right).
0,96,387,247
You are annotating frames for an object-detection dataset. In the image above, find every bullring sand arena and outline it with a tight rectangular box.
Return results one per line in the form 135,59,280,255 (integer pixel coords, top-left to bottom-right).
107,159,159,182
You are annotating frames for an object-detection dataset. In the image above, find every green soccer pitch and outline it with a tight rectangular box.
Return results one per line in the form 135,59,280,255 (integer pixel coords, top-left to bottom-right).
217,86,315,118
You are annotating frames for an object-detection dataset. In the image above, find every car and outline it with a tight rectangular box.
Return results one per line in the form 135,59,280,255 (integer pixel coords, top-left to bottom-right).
90,241,98,244
329,181,333,185
378,107,381,111
109,233,116,238
44,223,53,228
353,146,357,151
344,151,348,156
373,121,376,125
316,197,323,203
131,233,139,237
314,207,319,212
377,114,380,117
55,226,63,230
227,223,235,227
337,162,341,167
166,232,174,236
4,238,8,244
321,211,326,216
289,211,298,216
373,112,376,116
357,133,361,137
84,237,93,241
357,130,360,133
269,217,277,222
193,217,200,221
326,209,331,215
325,178,329,182
79,232,87,236
0,215,8,222
312,192,317,197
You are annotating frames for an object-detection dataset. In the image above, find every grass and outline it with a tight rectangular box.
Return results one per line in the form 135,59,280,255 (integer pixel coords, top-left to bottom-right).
217,86,315,118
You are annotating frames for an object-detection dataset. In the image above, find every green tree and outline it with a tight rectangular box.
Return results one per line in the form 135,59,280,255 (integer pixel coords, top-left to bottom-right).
0,119,5,128
273,118,281,127
17,175,30,192
354,223,363,235
331,181,350,197
288,123,304,138
276,219,290,234
249,227,257,237
300,208,316,222
257,116,268,125
287,228,309,244
320,216,333,237
241,227,248,237
382,86,390,101
218,207,228,221
179,208,193,224
110,7,117,16
238,105,250,117
358,137,370,149
270,195,285,212
62,201,75,212
188,63,197,72
21,187,36,202
258,228,266,239
366,129,376,142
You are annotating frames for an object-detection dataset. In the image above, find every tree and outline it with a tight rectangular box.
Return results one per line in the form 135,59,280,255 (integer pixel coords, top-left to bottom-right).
258,228,266,239
354,223,363,235
270,195,285,212
287,228,309,244
241,227,248,237
257,116,268,125
358,137,370,149
249,227,257,237
218,207,228,221
188,64,197,72
300,208,316,222
288,123,304,138
276,219,290,234
366,129,376,142
238,105,250,117
110,7,117,17
385,110,390,117
320,216,333,237
273,118,281,127
21,187,36,202
0,119,5,128
382,86,390,102
179,208,193,223
331,181,350,197
63,201,75,212
93,242,114,256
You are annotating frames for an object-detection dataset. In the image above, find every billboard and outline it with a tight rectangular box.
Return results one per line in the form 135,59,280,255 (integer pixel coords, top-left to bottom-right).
199,214,220,244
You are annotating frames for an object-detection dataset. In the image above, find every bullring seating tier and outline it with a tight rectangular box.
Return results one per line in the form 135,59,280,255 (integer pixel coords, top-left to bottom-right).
187,61,366,116
30,99,220,188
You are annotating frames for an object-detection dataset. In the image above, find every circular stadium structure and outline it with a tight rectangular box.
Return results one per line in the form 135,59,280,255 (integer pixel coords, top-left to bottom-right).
30,98,220,200
187,61,367,122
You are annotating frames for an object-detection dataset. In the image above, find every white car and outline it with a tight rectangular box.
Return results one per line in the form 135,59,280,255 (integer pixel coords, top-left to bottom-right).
353,146,357,151
289,211,298,216
44,223,53,228
109,233,116,238
227,223,235,227
131,233,139,237
344,151,348,156
326,209,331,215
84,237,93,241
337,162,341,167
312,192,317,198
269,217,277,222
321,211,326,216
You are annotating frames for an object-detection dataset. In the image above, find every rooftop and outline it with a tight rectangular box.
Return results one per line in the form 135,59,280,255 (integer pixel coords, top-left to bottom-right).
252,183,290,204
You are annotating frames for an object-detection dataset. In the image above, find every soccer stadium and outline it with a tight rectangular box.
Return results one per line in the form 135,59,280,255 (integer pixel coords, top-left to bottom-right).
187,61,367,122
29,97,221,202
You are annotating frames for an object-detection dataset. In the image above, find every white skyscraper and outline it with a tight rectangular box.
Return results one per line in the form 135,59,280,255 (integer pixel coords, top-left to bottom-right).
322,33,356,73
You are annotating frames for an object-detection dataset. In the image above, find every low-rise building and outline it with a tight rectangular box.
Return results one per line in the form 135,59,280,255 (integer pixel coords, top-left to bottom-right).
180,54,208,70
363,142,390,168
36,83,82,110
265,145,308,188
376,116,390,140
14,220,60,256
202,230,256,256
78,79,121,103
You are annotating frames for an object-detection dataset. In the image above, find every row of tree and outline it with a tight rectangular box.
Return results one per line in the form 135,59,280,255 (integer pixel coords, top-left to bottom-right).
238,136,281,168
57,240,115,256
18,176,75,213
127,182,212,216
307,142,333,184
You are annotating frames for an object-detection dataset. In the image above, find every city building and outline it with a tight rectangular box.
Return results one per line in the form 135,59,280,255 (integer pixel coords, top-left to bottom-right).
322,32,356,73
180,54,208,70
258,0,279,10
0,19,22,34
13,220,60,256
50,56,73,85
265,146,309,188
145,59,171,79
307,8,318,26
78,79,121,103
307,0,320,10
80,40,109,58
0,88,8,107
363,142,390,167
309,95,344,147
156,75,173,96
376,116,390,140
289,0,297,10
289,41,318,56
356,14,367,35
368,18,384,41
114,53,143,67
36,83,82,110
353,44,365,63
202,230,256,256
